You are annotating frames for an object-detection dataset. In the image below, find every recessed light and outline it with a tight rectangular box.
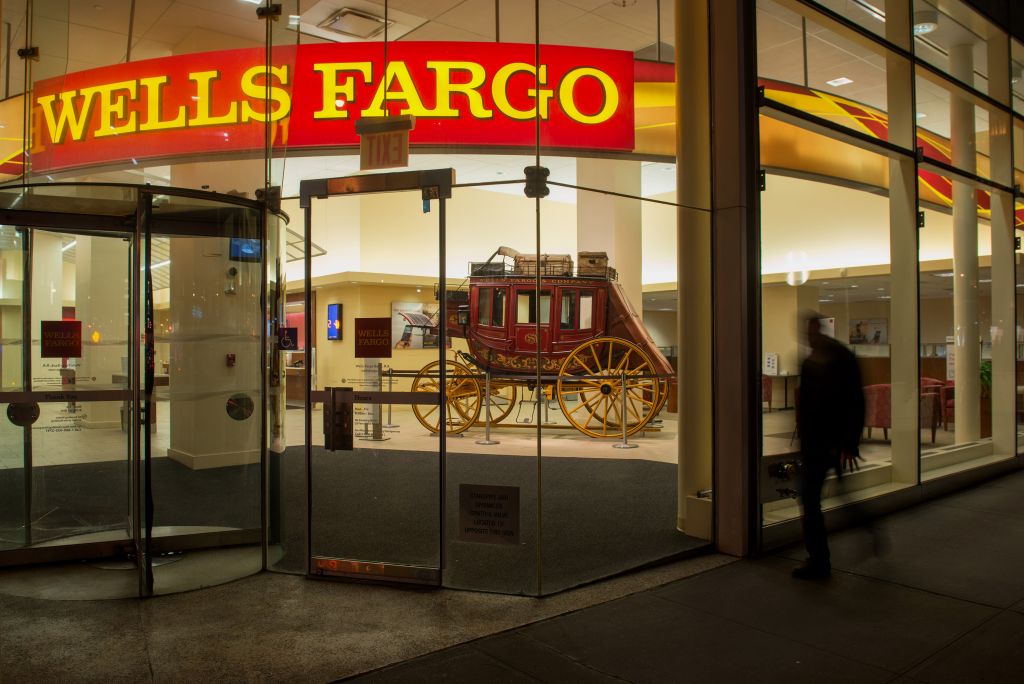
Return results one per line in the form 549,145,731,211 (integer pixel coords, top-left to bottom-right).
826,77,853,87
878,295,891,299
916,112,927,119
913,9,938,36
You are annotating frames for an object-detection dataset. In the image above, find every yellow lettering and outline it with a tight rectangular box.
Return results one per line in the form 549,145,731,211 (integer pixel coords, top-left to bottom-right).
362,62,432,117
36,89,100,143
188,71,238,126
427,61,492,118
139,76,187,131
491,63,551,120
241,65,291,123
558,67,618,125
313,62,371,119
89,80,138,138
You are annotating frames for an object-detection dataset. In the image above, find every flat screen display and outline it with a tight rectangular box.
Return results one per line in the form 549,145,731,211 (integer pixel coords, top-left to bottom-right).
327,303,341,340
229,237,261,262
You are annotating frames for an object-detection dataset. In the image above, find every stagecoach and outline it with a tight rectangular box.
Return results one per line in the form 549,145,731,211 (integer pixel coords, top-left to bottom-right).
410,247,675,438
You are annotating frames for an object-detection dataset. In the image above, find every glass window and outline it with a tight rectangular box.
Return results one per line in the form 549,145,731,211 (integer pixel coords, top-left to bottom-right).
560,291,576,329
912,0,1006,99
580,292,594,329
757,0,904,141
491,288,505,327
517,291,551,324
478,287,492,326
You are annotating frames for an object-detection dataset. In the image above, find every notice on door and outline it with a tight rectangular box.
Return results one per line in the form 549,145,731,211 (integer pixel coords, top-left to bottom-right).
40,320,82,358
458,484,520,545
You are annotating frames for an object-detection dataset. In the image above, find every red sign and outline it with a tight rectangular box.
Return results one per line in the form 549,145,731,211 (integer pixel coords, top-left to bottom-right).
361,130,409,170
354,317,392,359
30,42,634,172
40,320,82,358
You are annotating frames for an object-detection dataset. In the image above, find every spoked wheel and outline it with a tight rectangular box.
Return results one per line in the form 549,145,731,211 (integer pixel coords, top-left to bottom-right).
555,337,661,438
479,382,517,425
412,360,481,434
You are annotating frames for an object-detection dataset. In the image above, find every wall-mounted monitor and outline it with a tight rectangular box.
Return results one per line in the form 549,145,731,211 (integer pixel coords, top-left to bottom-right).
327,303,342,340
229,237,261,262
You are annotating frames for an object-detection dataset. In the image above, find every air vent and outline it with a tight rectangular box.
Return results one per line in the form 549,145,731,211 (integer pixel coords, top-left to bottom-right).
318,8,392,40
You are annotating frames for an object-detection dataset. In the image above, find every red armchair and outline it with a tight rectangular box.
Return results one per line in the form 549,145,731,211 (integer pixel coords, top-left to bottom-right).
863,384,892,440
942,380,955,430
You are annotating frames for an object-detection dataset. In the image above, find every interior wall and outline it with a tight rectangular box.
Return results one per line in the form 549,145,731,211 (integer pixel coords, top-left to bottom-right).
642,309,676,349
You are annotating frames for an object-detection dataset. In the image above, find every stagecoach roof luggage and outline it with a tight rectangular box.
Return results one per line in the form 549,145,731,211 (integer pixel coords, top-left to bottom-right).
468,246,615,280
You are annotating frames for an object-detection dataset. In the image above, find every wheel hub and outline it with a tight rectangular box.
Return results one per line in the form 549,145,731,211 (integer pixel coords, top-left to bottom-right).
600,383,613,395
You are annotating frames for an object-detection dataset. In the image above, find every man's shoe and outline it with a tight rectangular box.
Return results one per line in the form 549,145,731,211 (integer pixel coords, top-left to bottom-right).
791,562,831,580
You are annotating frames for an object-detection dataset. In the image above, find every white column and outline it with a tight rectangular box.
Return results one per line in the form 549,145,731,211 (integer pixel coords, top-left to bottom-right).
575,158,643,314
950,42,980,442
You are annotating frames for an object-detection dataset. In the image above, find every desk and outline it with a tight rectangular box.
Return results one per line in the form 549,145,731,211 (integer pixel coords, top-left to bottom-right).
766,373,799,409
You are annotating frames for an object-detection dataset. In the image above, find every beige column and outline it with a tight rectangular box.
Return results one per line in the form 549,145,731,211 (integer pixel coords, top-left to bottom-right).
950,42,980,442
986,34,1015,455
30,232,64,387
676,0,713,540
76,236,128,428
885,1,919,484
575,158,643,314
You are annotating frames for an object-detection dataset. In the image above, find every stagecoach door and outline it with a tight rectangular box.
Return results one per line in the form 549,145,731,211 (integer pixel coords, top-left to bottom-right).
512,286,552,354
301,170,452,586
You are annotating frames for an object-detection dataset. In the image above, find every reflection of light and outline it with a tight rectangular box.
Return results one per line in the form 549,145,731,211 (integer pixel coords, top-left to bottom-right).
785,251,809,286
152,259,170,269
91,331,101,343
826,77,853,87
61,239,76,252
913,9,938,35
335,98,346,108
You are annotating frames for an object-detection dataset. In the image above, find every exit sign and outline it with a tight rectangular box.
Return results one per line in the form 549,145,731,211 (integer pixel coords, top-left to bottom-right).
357,115,414,171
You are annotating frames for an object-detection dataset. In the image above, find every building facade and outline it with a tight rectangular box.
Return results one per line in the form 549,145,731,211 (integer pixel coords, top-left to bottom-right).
0,0,1021,597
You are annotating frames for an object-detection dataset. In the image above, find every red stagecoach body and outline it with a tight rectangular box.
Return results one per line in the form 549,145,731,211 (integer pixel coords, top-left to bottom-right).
444,247,674,379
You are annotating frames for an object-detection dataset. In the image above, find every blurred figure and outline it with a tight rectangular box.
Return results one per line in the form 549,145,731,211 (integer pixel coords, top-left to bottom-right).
793,312,865,580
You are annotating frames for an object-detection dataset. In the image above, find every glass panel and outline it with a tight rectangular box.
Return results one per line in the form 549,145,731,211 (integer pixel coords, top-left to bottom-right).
478,287,493,326
760,143,917,530
1017,198,1024,454
916,66,1011,183
560,291,576,329
307,188,442,574
144,193,263,593
814,0,895,47
1013,40,1024,116
0,227,24,550
492,288,505,327
758,0,901,141
912,0,1004,98
29,228,131,546
580,292,593,329
265,210,293,572
918,170,992,479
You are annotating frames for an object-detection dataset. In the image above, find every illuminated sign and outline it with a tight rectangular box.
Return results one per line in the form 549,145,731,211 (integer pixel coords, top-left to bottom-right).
327,304,342,341
30,42,635,172
354,317,391,358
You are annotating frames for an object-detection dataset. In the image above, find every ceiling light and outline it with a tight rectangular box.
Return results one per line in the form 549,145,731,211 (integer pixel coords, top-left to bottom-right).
916,112,927,119
933,272,954,278
878,295,891,299
152,259,171,269
319,8,392,40
826,77,853,87
240,0,262,5
913,9,939,36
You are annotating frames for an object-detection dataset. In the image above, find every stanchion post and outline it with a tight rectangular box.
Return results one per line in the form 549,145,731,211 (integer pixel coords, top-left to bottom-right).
383,365,399,428
613,369,638,450
476,368,499,446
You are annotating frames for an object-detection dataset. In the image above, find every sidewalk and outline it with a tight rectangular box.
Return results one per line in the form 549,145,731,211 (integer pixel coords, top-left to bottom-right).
2,468,1021,682
350,468,1024,683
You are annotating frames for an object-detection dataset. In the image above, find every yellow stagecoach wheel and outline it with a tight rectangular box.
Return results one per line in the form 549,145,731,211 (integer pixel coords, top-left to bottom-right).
482,382,517,424
555,337,661,438
412,360,481,434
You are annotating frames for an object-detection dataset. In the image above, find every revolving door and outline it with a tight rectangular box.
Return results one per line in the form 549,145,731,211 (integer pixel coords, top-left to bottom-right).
0,184,282,597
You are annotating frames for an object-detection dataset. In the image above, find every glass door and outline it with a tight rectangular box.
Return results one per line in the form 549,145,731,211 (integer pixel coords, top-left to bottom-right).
0,225,134,564
141,192,264,595
304,172,452,585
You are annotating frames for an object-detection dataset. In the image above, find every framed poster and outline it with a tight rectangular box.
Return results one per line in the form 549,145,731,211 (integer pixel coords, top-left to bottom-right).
849,318,887,345
392,301,441,349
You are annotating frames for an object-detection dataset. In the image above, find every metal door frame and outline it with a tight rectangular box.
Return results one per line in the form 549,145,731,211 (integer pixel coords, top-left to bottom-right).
0,183,271,597
299,169,453,586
